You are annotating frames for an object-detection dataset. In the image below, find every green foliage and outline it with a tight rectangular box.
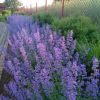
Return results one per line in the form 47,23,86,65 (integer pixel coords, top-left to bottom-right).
32,13,55,25
87,42,100,60
52,15,100,44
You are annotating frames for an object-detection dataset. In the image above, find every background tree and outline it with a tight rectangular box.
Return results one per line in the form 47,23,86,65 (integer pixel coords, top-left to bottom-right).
5,0,22,13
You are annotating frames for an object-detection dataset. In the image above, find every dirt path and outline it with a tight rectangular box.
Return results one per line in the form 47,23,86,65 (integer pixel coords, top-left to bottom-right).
0,22,9,79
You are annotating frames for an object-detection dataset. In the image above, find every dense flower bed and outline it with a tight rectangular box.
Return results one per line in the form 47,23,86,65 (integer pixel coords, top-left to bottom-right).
0,15,100,100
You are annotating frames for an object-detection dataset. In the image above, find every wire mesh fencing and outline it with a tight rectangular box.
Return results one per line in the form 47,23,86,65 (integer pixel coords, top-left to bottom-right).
23,0,100,24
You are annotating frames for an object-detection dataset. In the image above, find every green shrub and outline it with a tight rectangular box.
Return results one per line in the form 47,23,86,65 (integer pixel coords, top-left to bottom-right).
32,13,55,25
0,13,2,16
52,15,100,44
2,10,11,16
14,11,28,15
0,10,11,22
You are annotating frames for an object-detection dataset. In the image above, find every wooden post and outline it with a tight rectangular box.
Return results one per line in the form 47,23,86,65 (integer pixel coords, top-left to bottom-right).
61,0,64,17
45,0,47,12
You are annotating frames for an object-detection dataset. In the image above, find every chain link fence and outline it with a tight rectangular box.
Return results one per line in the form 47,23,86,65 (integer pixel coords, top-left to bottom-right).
29,0,100,24
63,0,100,24
1,0,100,24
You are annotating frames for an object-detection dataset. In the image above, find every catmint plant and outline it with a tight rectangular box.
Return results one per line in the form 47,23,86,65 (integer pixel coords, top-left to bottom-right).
0,15,100,100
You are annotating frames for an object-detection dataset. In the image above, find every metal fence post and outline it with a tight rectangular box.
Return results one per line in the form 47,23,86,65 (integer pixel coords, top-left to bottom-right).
61,0,64,17
45,0,47,12
36,2,37,13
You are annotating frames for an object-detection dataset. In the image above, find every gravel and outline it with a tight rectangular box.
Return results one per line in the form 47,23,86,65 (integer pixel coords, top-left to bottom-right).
0,22,9,79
